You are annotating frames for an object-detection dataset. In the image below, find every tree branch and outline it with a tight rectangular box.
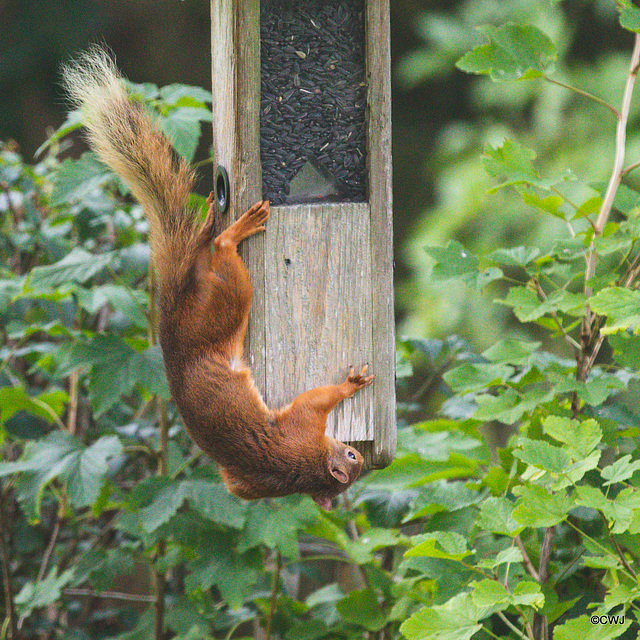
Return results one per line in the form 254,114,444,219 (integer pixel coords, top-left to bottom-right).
576,34,640,400
586,32,640,284
532,527,555,640
515,536,540,582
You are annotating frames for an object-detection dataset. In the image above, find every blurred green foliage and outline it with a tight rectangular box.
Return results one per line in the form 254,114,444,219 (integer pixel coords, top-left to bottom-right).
396,0,640,348
2,2,640,640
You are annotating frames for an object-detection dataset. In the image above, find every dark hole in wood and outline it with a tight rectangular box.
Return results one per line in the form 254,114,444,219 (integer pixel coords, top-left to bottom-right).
260,0,367,206
214,165,230,214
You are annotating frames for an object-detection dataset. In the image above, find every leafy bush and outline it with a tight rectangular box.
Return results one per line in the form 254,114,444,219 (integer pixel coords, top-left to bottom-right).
3,5,640,640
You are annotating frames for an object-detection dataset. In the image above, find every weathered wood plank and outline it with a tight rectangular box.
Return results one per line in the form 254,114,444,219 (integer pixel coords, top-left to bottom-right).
263,203,373,442
365,0,396,466
210,0,266,394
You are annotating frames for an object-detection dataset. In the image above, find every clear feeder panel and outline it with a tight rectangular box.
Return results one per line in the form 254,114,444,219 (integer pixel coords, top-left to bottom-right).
260,0,367,206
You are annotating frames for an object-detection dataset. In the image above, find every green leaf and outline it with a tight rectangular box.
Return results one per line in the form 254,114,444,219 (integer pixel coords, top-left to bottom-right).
520,190,565,218
237,496,317,559
574,485,608,511
426,241,504,289
488,245,541,266
620,6,640,33
483,139,541,190
0,387,68,427
543,416,602,457
499,286,586,322
456,23,556,81
471,579,510,609
159,84,213,105
66,436,123,507
345,528,407,564
36,109,84,158
400,593,486,640
185,529,261,608
514,437,572,474
56,334,169,415
51,152,112,206
141,480,246,533
337,589,386,632
364,453,438,490
511,581,546,608
590,287,640,334
0,432,121,520
125,80,159,100
575,195,603,220
553,374,624,407
75,284,148,328
472,579,543,610
15,567,75,618
601,454,640,486
476,496,524,536
512,485,571,528
482,339,541,365
28,248,113,290
476,546,524,569
555,613,631,640
426,241,477,281
609,332,640,368
443,362,515,394
582,555,623,570
404,480,483,522
474,387,554,425
132,346,171,398
158,107,211,162
404,531,471,561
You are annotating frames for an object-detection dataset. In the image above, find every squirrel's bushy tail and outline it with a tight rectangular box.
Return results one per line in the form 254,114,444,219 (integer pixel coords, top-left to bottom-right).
63,47,198,295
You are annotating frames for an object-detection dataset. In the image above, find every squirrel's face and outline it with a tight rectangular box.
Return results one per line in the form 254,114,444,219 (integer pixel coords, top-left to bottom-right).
312,439,364,509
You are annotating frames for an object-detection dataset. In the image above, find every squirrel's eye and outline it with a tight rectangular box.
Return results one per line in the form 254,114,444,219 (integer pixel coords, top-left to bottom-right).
347,451,356,460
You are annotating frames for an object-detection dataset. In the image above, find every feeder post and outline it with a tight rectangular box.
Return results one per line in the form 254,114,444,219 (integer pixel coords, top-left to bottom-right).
210,0,396,468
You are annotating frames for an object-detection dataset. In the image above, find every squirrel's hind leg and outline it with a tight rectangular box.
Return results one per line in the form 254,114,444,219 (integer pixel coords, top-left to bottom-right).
192,198,269,359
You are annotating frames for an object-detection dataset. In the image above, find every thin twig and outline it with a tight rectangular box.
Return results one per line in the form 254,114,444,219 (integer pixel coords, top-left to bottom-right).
265,552,282,640
496,611,532,640
67,369,80,435
63,588,156,603
0,486,18,640
532,527,555,640
148,266,168,640
538,527,555,584
17,498,66,631
543,76,620,117
38,511,63,583
152,551,166,640
622,157,640,177
515,536,540,582
602,514,637,579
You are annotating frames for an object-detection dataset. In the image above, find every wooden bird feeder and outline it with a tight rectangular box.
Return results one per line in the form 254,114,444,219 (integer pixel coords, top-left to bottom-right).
210,0,395,468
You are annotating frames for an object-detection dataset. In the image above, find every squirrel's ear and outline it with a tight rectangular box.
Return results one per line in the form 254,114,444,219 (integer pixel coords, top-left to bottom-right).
330,466,349,484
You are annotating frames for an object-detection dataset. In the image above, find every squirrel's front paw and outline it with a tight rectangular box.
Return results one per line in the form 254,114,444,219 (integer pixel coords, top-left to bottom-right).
345,364,374,392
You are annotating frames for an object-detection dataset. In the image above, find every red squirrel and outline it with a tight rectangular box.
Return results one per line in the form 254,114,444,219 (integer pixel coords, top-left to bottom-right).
63,49,373,509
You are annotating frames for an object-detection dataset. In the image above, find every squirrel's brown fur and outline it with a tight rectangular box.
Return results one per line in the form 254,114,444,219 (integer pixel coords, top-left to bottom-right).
63,48,372,509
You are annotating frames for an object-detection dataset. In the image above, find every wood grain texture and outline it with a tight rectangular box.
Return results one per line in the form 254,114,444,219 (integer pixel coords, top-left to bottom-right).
210,0,266,395
364,0,396,466
264,204,373,442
